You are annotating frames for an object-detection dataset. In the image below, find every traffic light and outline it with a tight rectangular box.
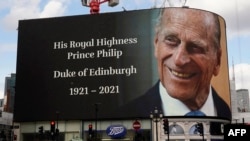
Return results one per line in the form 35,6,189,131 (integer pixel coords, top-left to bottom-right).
88,124,93,135
50,121,56,133
55,128,60,136
196,122,204,136
0,130,6,139
38,126,44,134
163,119,169,134
50,121,56,140
8,130,12,139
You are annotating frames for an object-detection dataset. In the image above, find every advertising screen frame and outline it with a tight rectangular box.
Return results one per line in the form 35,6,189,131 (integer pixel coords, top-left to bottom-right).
14,7,231,122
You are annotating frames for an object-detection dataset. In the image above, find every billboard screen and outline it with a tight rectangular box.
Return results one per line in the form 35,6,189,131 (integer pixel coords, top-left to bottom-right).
15,7,231,122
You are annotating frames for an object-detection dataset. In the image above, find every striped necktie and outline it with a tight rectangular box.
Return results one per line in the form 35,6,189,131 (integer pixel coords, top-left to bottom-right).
185,110,206,116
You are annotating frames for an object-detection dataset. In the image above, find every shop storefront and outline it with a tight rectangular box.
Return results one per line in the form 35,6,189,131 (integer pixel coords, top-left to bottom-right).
13,117,230,141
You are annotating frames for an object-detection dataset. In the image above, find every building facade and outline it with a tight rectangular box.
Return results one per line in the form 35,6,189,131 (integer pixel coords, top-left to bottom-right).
4,74,250,141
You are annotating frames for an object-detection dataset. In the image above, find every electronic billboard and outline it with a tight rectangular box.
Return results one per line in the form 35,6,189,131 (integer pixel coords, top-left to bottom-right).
14,7,231,121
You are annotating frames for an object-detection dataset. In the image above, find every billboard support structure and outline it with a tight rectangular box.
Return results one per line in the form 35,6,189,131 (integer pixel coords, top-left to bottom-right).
81,0,119,14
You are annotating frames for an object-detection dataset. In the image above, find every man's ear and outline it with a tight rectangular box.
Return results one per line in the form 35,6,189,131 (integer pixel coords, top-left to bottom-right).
154,35,159,58
213,48,222,76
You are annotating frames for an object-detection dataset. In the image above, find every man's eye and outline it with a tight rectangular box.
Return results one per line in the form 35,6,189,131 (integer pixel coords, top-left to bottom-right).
188,45,205,54
164,36,179,46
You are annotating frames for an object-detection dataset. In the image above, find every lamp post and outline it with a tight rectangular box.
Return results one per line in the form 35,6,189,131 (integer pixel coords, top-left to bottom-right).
94,103,101,140
150,107,163,141
55,111,60,141
56,111,60,129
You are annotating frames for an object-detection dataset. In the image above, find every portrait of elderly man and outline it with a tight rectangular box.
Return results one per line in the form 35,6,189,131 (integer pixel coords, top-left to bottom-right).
116,7,231,120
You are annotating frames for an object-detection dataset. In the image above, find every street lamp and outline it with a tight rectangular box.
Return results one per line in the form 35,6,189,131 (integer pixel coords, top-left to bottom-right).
55,111,60,140
150,107,163,141
94,103,101,140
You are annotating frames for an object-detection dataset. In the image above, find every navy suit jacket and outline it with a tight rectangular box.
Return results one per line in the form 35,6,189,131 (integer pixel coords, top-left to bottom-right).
116,80,232,120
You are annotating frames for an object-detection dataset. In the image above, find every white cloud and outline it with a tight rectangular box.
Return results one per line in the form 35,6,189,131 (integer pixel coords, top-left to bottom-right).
0,87,3,99
156,0,250,37
0,0,71,99
0,0,11,10
0,43,17,54
1,0,70,31
229,63,250,90
1,0,41,30
40,0,70,18
190,0,250,36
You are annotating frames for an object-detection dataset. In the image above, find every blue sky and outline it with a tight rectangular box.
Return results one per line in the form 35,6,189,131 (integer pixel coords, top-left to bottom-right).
1,0,250,98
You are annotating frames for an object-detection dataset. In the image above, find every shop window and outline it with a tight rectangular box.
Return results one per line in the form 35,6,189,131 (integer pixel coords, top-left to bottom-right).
169,124,184,135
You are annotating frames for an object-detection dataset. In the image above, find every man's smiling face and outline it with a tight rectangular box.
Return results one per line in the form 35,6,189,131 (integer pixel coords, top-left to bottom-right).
154,9,221,109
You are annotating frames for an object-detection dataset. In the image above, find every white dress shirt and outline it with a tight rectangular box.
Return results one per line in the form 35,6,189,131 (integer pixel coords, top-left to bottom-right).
159,82,217,116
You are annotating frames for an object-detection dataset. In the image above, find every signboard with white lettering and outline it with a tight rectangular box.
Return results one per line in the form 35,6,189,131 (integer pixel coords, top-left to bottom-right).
15,9,157,121
224,124,250,140
15,7,231,121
